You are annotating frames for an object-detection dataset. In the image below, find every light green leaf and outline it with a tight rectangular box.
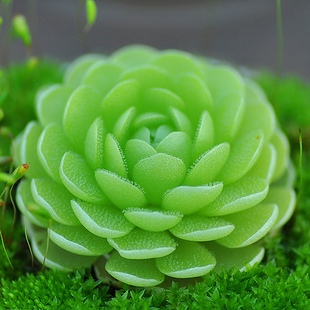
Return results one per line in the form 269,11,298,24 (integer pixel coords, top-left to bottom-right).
270,129,290,182
105,251,165,287
183,143,230,186
59,151,107,203
104,133,127,178
192,110,214,161
20,121,48,179
264,187,296,230
162,182,223,215
132,153,186,205
95,169,147,210
36,85,72,127
200,176,269,216
84,117,106,170
82,61,123,96
101,79,141,130
169,107,193,138
142,88,185,113
156,132,192,168
71,199,135,238
217,203,278,248
170,215,234,242
217,130,264,184
121,65,173,91
31,229,98,271
49,223,112,256
63,85,102,152
206,242,265,272
31,178,80,226
123,207,183,232
16,180,51,228
156,240,216,278
152,50,203,79
37,123,70,183
64,54,105,88
112,45,157,69
108,228,177,259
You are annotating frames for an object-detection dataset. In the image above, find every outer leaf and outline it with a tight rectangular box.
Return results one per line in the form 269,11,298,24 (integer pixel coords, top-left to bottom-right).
31,178,80,226
95,169,147,209
71,200,135,238
162,182,223,215
170,215,234,242
105,251,165,287
63,85,102,152
200,176,269,216
156,240,216,278
108,228,177,259
49,223,112,256
217,203,279,248
59,151,107,203
123,207,183,232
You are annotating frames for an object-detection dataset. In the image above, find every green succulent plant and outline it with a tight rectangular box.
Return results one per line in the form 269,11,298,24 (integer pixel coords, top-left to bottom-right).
14,45,296,287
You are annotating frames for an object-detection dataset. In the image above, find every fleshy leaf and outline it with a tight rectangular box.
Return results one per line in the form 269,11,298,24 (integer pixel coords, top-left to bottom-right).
270,129,290,182
121,65,173,91
205,65,244,102
82,61,123,96
113,106,136,146
59,151,107,203
16,180,50,228
248,143,276,182
206,242,265,272
124,139,157,175
95,169,147,210
63,85,102,152
84,117,106,170
217,203,279,248
37,123,70,183
142,88,185,114
152,50,203,79
156,240,216,278
105,251,165,287
123,207,183,232
192,110,214,161
108,228,177,259
183,143,230,186
49,223,113,256
31,229,98,271
156,132,192,168
213,92,245,144
162,182,223,215
153,125,174,145
71,200,135,238
133,112,169,130
20,121,48,179
31,178,80,226
112,45,157,69
237,101,275,142
132,153,186,205
264,187,296,230
170,215,234,242
132,127,151,143
64,54,105,88
176,73,212,123
169,107,193,138
101,79,141,130
217,130,264,184
200,176,269,216
36,85,72,127
104,133,127,178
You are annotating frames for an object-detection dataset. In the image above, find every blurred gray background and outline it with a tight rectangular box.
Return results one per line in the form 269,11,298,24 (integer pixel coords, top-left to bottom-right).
1,0,310,81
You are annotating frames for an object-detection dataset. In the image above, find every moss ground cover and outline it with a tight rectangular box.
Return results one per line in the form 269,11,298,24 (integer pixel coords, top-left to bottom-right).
0,60,309,308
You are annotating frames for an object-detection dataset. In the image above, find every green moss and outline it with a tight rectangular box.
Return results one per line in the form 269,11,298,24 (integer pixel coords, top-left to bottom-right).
1,65,310,308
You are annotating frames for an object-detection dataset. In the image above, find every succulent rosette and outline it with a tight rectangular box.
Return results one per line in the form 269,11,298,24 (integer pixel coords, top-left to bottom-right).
15,45,296,287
